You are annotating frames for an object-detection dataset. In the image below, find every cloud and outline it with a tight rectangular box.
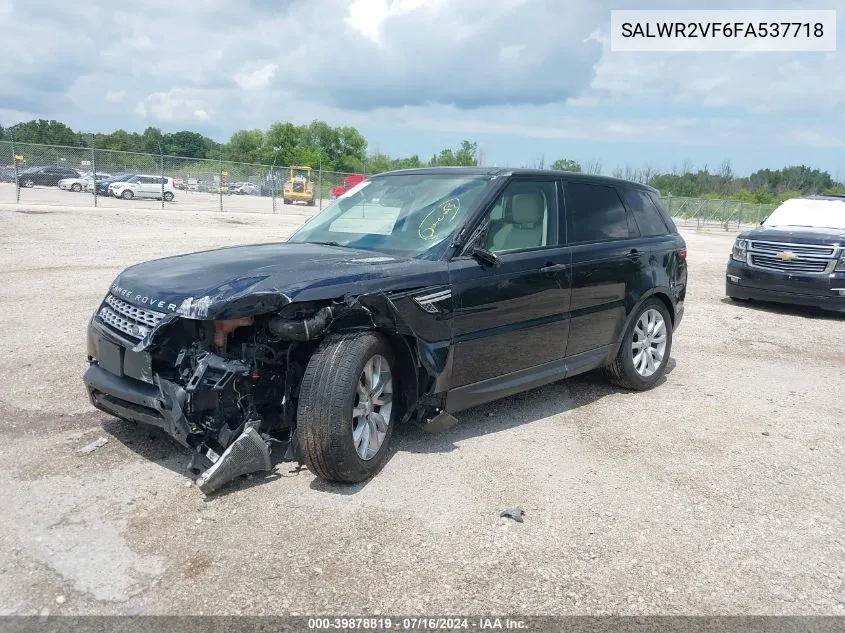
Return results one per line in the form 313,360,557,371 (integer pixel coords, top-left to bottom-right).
235,64,278,91
135,91,213,123
0,0,842,174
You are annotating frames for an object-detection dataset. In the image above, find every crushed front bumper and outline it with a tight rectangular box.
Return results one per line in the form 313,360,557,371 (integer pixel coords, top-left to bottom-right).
83,363,195,448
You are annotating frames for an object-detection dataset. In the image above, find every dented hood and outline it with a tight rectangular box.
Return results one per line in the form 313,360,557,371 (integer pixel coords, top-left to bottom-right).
110,241,447,320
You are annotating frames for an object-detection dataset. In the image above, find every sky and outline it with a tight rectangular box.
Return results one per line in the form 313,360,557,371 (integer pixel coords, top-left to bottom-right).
0,0,843,178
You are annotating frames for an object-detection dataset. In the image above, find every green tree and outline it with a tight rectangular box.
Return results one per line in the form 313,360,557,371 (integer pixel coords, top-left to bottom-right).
226,129,265,164
163,130,217,158
551,158,582,172
11,119,82,146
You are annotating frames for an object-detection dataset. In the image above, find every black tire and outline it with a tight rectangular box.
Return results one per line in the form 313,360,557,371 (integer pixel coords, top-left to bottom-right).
297,331,397,483
121,189,134,200
71,183,82,192
23,179,34,188
163,191,174,202
604,297,673,391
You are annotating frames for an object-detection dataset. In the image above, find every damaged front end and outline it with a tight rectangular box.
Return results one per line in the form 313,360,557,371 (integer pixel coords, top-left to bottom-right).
84,293,366,494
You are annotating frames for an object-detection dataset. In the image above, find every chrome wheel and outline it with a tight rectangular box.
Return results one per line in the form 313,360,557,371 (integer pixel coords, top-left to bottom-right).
352,354,393,460
631,308,667,378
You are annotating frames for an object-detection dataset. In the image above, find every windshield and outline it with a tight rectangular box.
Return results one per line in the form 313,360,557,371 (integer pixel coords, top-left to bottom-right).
288,173,493,257
762,197,845,230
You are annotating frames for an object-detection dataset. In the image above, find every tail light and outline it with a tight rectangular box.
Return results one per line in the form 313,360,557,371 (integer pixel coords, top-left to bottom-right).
678,247,687,259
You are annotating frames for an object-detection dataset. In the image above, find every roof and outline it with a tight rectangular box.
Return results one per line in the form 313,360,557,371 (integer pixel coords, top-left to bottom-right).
371,165,660,194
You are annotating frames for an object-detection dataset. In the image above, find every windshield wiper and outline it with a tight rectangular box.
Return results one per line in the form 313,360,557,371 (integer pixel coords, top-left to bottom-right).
308,240,345,247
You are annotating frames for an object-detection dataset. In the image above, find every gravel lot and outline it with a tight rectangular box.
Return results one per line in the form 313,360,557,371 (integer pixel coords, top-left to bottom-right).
0,201,843,617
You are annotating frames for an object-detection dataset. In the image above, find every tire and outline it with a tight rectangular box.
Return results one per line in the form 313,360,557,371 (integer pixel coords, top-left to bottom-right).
71,183,82,192
283,198,291,205
121,189,134,200
604,297,673,391
297,331,398,483
163,191,174,202
23,179,34,188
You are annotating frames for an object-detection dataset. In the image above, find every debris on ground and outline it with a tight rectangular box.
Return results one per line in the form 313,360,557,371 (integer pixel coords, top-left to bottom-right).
500,508,525,523
78,437,108,454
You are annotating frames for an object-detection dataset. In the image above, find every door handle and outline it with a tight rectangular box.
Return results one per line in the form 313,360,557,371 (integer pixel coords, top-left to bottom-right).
626,249,641,261
540,263,568,273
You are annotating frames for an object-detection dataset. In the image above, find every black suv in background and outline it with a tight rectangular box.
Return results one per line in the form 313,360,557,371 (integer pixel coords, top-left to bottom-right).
726,195,845,312
82,168,687,493
16,166,80,187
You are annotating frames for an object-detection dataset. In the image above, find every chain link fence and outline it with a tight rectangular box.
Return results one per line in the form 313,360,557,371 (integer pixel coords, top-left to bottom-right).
0,140,364,214
1,140,779,232
663,196,777,232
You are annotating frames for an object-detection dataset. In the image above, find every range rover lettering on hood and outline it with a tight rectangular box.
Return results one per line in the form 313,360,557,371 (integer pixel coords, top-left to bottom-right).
111,283,179,312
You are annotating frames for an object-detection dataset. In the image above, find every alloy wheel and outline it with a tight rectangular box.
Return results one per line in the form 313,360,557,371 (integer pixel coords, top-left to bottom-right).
351,354,393,460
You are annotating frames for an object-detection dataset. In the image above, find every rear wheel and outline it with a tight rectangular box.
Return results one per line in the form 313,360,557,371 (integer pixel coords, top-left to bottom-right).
121,189,134,200
604,298,673,391
297,332,397,483
163,191,174,202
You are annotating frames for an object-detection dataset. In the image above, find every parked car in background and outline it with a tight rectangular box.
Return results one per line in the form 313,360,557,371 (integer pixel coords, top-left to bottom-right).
0,166,17,182
16,166,81,187
230,182,259,195
109,175,176,201
89,173,137,196
59,172,112,192
331,174,367,198
726,194,845,313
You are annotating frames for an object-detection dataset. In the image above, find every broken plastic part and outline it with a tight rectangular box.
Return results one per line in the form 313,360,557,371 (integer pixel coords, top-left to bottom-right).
195,425,272,494
185,352,250,392
418,410,458,434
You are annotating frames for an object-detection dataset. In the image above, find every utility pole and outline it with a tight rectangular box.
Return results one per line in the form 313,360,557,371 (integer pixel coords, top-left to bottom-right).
91,134,97,208
158,142,164,210
11,125,20,203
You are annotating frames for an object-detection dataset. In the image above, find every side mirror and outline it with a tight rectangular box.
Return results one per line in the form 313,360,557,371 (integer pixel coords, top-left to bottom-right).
470,246,501,267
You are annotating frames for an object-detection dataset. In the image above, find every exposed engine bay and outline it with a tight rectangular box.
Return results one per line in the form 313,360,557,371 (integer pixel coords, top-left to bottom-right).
85,289,454,495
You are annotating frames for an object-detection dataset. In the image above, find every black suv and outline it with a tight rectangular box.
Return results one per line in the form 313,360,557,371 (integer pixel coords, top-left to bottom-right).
726,195,845,312
82,168,687,493
16,166,80,187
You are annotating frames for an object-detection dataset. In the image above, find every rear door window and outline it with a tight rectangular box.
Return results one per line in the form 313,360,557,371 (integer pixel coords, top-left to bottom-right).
622,188,670,236
564,181,632,244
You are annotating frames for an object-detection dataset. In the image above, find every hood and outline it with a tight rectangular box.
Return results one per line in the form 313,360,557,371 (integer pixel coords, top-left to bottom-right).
740,225,845,245
109,242,447,320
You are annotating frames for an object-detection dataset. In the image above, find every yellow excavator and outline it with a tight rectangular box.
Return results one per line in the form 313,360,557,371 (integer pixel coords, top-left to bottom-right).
282,166,315,205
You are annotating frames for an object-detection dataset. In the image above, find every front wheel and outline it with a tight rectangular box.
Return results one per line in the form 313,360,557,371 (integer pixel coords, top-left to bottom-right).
71,183,82,192
23,179,34,188
604,298,673,390
121,189,134,200
297,332,397,483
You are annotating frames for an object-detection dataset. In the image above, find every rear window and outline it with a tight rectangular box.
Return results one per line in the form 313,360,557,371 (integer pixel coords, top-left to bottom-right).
623,188,670,236
647,192,679,234
564,181,631,243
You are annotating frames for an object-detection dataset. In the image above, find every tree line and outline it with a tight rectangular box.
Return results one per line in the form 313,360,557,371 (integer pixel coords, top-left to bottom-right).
0,118,477,175
2,119,842,202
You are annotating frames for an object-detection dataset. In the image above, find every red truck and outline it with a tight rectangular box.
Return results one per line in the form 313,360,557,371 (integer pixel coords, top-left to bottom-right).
331,174,367,198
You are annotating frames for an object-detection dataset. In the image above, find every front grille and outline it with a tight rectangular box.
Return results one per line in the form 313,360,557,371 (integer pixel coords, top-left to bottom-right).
747,240,838,276
749,254,830,274
749,240,836,258
97,293,166,340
